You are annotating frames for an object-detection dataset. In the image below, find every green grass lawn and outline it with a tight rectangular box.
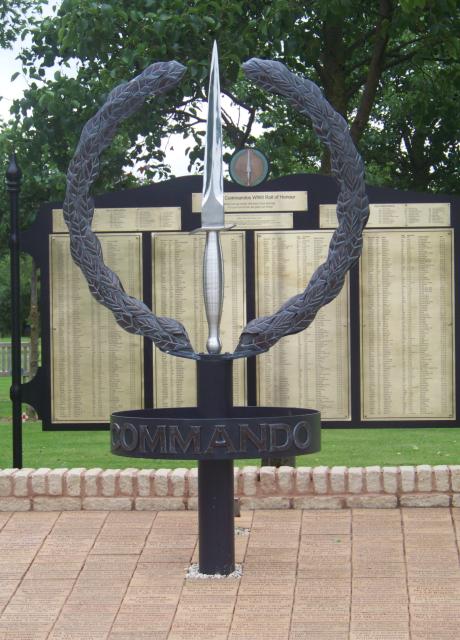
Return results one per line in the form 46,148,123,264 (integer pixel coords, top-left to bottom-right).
1,376,459,469
1,421,459,469
0,377,11,418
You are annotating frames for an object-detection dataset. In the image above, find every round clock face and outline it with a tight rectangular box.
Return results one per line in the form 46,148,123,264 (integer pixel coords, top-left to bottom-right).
229,148,269,187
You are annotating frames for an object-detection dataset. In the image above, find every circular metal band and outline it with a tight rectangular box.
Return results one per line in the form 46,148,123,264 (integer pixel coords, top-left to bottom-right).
111,406,320,461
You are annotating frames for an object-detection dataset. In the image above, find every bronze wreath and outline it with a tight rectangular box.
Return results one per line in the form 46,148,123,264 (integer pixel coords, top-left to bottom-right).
235,59,369,356
63,61,195,358
64,58,368,360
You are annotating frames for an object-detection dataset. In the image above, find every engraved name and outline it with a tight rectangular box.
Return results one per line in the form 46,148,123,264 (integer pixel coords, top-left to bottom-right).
111,421,311,456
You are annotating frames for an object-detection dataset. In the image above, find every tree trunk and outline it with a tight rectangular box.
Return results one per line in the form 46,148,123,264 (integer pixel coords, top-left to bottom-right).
317,1,393,168
350,0,393,144
321,20,348,119
320,18,347,176
320,149,331,175
403,129,431,192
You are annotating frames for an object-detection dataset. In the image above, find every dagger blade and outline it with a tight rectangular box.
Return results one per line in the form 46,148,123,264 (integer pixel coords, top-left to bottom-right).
201,41,224,228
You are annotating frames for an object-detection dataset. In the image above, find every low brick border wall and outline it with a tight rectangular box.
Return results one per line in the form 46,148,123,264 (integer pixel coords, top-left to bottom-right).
0,465,459,511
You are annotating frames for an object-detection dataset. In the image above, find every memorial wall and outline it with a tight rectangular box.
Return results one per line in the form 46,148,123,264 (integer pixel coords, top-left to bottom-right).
24,175,458,429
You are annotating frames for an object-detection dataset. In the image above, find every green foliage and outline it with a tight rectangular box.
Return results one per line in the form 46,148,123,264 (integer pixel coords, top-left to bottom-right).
362,63,460,193
0,0,458,261
0,1,42,49
0,253,32,336
246,2,460,190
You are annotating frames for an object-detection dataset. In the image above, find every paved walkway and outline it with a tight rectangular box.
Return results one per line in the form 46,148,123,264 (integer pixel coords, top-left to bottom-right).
0,509,459,639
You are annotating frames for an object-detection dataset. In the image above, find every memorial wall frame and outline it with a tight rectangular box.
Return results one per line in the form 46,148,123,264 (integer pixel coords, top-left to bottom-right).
20,173,460,430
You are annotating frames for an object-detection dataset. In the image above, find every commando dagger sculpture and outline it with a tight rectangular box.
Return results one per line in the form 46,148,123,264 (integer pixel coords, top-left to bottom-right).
192,42,230,354
62,40,368,577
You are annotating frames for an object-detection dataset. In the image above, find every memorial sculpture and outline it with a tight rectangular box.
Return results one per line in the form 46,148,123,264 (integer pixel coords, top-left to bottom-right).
63,43,369,575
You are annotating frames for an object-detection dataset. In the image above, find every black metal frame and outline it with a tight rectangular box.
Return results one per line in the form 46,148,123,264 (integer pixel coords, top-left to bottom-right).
16,172,460,430
6,157,23,468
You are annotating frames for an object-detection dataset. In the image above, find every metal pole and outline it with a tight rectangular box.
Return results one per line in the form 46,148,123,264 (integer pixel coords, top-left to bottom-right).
197,358,235,575
6,156,23,469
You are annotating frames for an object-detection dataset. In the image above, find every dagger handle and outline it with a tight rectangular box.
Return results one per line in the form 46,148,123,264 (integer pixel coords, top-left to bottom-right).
203,230,224,354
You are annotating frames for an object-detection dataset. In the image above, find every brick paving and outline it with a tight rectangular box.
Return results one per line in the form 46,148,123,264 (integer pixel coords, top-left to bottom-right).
0,509,459,639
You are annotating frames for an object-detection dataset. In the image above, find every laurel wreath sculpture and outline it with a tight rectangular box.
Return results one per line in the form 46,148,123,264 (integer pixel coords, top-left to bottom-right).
64,57,369,360
64,61,195,357
235,59,369,355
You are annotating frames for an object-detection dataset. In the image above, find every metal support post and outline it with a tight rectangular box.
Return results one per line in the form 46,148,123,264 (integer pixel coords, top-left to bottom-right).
197,358,235,575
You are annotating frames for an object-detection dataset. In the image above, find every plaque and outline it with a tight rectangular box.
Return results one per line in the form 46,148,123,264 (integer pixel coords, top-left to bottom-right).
320,202,451,229
255,230,351,420
192,191,308,213
50,233,144,423
360,229,455,420
152,231,247,408
224,212,293,230
52,206,181,233
229,148,269,186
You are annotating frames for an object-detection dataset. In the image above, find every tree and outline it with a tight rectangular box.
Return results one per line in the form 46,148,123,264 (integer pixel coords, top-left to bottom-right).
361,61,460,194
246,0,460,188
0,253,32,336
1,0,460,231
0,0,43,50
